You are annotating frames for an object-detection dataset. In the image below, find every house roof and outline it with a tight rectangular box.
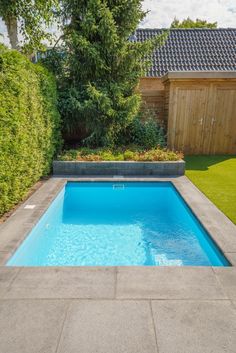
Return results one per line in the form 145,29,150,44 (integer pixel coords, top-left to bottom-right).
136,28,236,77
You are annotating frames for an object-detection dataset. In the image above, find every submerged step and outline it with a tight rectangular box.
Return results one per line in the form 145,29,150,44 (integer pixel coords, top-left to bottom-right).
113,184,125,189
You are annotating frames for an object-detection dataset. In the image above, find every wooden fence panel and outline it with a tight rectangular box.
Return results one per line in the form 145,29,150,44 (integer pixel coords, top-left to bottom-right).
163,74,236,155
168,85,209,154
209,85,236,154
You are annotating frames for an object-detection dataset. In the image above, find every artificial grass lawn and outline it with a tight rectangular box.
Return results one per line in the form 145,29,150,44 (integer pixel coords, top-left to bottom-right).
185,156,236,224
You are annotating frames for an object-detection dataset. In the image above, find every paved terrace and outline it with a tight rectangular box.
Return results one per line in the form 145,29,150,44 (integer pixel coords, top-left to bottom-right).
0,176,236,353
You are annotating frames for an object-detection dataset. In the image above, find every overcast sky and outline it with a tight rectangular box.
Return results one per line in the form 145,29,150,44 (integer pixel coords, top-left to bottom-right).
1,0,236,45
141,0,236,28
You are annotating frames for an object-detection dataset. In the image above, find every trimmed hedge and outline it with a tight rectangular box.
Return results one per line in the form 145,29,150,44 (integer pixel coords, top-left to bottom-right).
0,45,61,216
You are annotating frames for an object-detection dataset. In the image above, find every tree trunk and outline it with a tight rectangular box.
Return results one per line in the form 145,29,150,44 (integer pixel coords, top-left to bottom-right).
4,16,19,50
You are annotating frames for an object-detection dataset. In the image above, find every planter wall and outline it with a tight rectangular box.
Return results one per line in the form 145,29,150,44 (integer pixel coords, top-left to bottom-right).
53,160,185,176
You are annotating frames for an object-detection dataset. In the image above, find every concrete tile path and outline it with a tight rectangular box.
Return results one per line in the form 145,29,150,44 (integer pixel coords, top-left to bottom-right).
152,300,236,353
0,266,236,353
0,299,68,353
57,300,157,353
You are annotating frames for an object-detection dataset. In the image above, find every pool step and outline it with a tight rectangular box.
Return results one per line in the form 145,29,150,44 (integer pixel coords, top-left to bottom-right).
113,184,125,189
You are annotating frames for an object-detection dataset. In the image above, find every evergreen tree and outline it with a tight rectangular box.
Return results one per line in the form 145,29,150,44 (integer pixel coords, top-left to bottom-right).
57,0,165,147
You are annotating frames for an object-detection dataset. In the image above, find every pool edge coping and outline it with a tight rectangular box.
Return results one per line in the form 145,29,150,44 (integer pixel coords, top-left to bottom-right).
0,175,236,268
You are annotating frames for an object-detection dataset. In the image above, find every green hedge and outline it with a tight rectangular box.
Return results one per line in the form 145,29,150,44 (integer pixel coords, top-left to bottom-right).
0,45,61,216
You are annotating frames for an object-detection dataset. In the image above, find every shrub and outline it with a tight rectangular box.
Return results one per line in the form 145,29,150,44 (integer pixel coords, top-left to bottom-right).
123,150,135,161
58,146,183,162
0,45,61,216
122,109,166,149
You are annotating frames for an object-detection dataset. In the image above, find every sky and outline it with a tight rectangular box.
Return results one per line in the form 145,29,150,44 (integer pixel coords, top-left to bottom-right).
141,0,236,28
1,0,236,45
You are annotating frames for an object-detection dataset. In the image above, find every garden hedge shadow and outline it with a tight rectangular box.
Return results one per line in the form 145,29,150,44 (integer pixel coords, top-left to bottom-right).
0,45,61,216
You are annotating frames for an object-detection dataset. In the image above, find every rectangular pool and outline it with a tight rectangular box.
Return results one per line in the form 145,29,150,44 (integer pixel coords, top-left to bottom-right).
7,182,229,266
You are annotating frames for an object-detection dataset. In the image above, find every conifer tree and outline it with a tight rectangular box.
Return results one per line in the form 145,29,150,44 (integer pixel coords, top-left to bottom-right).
58,0,165,146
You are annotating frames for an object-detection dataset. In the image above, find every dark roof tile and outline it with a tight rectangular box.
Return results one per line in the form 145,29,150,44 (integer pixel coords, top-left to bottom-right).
136,28,236,77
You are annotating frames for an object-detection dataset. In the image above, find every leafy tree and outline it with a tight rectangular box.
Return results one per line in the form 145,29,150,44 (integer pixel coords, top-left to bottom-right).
0,0,59,51
53,0,166,147
171,17,217,29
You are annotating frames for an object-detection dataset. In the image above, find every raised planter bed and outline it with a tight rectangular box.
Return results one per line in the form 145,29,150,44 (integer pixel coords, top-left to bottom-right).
53,160,185,176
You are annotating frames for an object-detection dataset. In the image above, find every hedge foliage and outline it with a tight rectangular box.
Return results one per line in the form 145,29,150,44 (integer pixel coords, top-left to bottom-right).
0,45,61,216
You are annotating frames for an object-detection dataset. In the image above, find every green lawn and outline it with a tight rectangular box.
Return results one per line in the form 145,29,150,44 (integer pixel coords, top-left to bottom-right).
185,156,236,224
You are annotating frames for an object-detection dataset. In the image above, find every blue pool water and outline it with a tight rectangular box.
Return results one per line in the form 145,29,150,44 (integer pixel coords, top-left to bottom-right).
7,182,229,266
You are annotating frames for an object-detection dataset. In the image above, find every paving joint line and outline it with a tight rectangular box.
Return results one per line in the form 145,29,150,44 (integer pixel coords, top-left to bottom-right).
54,300,70,353
7,267,22,287
0,297,233,302
230,300,236,310
114,266,118,299
211,267,231,300
149,300,160,353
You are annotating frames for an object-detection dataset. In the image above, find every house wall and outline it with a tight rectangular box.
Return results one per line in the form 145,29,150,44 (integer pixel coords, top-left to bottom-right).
139,78,166,122
162,72,236,155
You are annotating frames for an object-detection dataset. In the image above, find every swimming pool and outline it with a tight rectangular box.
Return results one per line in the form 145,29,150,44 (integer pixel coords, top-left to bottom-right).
7,182,229,266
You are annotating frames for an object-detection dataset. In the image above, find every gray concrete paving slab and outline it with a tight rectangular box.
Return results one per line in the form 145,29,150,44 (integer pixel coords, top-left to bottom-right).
0,267,19,287
0,178,65,255
3,267,116,299
174,177,236,253
116,267,226,299
151,300,236,353
0,219,33,253
0,299,68,353
0,251,11,266
225,252,236,266
213,267,236,299
57,300,158,353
